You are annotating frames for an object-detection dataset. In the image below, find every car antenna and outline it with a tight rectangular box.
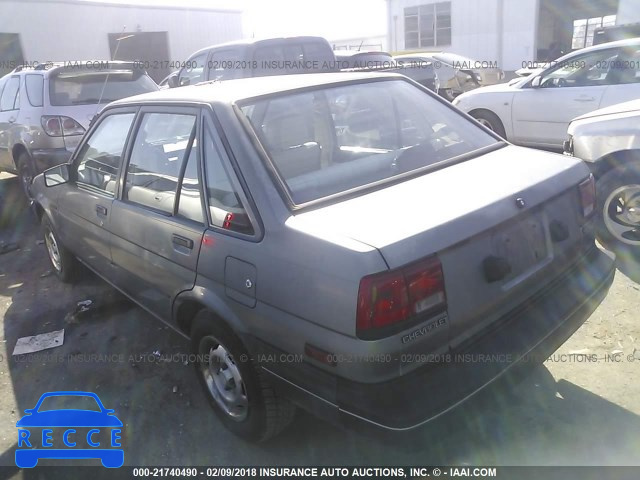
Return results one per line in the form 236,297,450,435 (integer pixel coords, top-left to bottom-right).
94,26,133,120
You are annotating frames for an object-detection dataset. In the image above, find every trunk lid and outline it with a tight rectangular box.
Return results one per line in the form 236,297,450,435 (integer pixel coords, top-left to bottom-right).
289,145,593,346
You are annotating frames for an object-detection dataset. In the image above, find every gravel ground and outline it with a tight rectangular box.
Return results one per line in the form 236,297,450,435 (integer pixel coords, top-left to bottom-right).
1,171,639,474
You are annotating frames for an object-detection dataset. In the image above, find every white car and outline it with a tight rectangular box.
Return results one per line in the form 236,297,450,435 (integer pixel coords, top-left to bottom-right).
453,38,640,149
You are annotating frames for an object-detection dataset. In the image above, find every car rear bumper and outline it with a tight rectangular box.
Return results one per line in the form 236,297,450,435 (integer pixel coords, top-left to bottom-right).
31,148,73,174
253,245,615,432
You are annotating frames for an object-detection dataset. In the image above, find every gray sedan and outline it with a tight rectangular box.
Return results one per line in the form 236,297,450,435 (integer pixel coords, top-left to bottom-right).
31,72,615,441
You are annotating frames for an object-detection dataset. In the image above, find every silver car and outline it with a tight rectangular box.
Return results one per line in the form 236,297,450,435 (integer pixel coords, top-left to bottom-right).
565,99,640,260
31,72,615,441
0,61,158,197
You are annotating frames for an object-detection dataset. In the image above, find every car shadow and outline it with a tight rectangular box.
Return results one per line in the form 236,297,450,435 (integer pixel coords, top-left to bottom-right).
1,174,640,472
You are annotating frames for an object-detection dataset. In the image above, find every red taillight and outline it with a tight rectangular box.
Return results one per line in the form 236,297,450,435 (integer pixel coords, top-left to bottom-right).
356,256,446,336
223,212,234,229
41,116,85,137
579,174,596,218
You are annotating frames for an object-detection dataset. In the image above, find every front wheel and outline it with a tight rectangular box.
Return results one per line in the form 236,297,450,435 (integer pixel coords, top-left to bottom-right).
470,110,506,139
596,165,640,262
41,216,79,283
191,312,295,442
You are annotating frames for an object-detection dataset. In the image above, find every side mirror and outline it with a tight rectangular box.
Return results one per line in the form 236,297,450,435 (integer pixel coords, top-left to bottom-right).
531,76,542,88
44,163,70,187
167,73,180,88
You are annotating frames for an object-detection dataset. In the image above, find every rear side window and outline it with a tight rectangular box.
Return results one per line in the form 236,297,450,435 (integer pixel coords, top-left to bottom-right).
76,113,135,195
0,76,19,111
49,70,157,106
203,125,253,235
125,113,199,217
25,74,44,107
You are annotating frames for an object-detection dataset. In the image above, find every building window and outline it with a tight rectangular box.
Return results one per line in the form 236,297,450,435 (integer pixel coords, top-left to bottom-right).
404,2,451,49
572,15,616,49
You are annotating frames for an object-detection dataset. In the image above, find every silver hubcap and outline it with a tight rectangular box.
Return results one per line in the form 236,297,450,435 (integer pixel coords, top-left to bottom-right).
604,184,640,245
200,338,248,421
476,118,494,130
45,230,62,272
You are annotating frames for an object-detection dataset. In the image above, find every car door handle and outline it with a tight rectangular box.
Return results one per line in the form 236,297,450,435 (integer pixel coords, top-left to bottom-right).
574,97,595,102
8,117,15,123
96,205,108,216
172,234,193,250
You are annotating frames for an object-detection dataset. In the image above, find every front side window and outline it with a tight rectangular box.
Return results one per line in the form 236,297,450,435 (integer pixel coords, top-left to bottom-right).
179,53,207,86
0,76,19,111
241,79,497,205
208,49,244,81
405,2,451,49
76,113,135,195
539,48,621,88
125,113,198,215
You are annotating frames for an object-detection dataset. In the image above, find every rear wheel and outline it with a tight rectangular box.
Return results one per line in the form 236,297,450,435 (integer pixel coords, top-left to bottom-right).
41,216,79,283
191,311,295,442
470,110,506,138
17,152,35,201
596,164,640,262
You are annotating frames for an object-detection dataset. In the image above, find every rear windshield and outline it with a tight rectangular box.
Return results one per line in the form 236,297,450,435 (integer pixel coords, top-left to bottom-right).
49,70,158,106
241,79,499,205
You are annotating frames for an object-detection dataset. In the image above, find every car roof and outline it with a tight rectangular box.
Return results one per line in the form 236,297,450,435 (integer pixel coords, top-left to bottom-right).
108,72,404,107
187,36,331,59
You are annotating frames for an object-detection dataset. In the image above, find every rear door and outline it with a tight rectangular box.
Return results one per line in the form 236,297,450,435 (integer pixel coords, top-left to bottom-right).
109,106,207,319
55,109,136,276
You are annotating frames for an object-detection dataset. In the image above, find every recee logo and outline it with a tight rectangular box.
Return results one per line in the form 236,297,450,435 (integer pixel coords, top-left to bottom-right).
15,391,124,468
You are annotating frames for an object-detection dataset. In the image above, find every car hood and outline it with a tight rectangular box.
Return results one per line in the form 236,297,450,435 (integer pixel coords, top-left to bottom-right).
572,98,640,122
287,145,588,268
16,410,123,427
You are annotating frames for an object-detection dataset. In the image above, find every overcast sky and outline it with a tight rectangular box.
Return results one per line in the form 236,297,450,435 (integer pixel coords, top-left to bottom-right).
79,0,387,40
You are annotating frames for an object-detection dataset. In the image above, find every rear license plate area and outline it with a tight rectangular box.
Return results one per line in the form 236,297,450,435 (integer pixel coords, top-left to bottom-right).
491,214,548,281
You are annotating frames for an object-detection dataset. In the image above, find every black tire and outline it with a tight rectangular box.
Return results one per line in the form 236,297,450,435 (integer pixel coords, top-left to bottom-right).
470,110,506,139
41,216,79,283
595,164,640,262
17,152,36,201
191,311,295,442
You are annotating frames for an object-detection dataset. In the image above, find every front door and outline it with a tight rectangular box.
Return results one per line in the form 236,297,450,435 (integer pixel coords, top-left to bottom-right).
511,47,620,148
55,110,137,275
109,108,206,319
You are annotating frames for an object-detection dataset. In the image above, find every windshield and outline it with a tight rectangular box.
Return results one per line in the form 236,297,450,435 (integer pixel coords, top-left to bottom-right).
49,70,158,106
241,79,498,205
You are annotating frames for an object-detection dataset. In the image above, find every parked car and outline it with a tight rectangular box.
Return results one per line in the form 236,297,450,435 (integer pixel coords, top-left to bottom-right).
429,52,504,86
394,52,482,100
169,36,337,88
453,38,640,148
564,99,640,259
32,72,614,442
336,50,439,93
0,61,158,198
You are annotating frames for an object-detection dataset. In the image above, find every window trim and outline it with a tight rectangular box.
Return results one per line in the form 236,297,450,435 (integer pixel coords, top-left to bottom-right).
119,105,203,219
71,106,139,198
